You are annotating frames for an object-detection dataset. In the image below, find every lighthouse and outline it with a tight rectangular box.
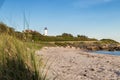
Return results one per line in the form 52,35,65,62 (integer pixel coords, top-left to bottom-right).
44,27,48,36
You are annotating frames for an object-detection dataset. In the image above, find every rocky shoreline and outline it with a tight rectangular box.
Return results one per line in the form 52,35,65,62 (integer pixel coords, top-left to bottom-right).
55,42,120,51
84,44,120,51
36,47,120,80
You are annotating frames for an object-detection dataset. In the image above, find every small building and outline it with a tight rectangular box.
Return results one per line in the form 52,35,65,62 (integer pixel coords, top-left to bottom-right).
44,27,48,36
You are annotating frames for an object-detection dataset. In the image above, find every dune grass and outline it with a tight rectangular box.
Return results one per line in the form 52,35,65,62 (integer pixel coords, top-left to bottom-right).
0,34,47,80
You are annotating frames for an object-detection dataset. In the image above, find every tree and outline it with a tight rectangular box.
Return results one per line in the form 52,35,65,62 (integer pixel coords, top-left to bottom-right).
77,35,88,38
62,33,73,37
77,35,89,41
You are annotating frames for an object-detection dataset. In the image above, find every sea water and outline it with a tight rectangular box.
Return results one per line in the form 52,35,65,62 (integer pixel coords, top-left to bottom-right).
94,51,120,56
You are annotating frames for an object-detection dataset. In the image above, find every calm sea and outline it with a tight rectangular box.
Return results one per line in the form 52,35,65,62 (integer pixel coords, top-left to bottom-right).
94,51,120,56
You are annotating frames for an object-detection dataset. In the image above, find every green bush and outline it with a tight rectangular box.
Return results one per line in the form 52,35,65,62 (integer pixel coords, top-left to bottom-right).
100,39,119,44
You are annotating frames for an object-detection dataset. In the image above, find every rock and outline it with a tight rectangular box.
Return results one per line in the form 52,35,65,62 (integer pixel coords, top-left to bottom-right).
90,68,95,71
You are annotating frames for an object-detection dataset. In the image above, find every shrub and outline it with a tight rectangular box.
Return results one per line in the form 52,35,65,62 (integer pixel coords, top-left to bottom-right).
100,39,119,44
55,42,68,47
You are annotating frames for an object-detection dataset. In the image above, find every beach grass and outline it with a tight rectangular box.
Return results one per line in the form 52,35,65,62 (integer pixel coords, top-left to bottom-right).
0,34,47,80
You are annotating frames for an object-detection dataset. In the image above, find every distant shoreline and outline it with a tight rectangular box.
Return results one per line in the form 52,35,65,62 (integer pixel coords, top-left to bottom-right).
54,42,120,51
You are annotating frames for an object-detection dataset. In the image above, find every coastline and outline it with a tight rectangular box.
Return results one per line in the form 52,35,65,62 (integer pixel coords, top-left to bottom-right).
36,47,120,80
54,42,120,51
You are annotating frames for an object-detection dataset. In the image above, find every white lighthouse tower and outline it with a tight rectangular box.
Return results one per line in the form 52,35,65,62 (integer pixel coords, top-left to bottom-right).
44,27,48,36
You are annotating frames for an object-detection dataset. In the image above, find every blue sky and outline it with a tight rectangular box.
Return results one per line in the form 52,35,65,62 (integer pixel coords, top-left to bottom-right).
0,0,120,41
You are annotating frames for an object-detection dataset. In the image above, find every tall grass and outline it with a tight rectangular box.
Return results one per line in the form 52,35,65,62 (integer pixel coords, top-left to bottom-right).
0,34,46,80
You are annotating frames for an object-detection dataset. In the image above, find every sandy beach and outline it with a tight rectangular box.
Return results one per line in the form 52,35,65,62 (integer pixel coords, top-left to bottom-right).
36,47,120,80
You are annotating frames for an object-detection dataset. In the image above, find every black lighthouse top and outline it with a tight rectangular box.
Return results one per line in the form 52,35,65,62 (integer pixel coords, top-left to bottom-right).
44,27,48,30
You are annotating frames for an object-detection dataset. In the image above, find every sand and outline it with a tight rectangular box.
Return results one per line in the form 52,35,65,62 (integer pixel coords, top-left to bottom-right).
36,47,120,80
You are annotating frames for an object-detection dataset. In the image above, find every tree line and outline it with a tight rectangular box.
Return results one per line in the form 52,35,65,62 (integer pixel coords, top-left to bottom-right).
0,22,118,44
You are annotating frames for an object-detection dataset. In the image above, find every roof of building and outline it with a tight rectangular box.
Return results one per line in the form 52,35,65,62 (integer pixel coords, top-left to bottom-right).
44,27,48,30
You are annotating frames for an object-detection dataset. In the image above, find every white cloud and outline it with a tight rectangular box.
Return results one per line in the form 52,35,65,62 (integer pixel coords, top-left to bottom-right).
73,0,113,8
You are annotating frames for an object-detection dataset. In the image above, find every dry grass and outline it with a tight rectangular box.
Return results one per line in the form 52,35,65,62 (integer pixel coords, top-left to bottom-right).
0,34,47,80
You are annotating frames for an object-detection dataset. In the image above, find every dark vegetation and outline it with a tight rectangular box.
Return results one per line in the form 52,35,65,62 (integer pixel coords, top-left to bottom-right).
100,39,119,44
